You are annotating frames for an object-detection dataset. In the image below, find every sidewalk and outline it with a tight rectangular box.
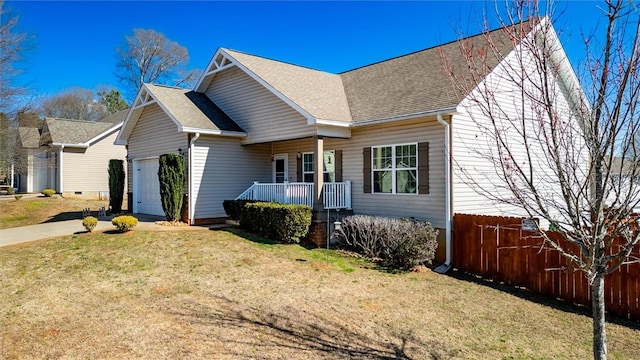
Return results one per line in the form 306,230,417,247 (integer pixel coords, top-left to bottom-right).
0,215,210,248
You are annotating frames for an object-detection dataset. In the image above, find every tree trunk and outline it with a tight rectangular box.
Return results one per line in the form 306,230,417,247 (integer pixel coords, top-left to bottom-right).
591,273,607,360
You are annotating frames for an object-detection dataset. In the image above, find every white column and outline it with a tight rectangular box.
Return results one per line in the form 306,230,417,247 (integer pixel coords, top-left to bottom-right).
313,136,324,211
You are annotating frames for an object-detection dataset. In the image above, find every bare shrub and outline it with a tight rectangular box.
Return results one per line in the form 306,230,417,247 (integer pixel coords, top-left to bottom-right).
335,215,439,270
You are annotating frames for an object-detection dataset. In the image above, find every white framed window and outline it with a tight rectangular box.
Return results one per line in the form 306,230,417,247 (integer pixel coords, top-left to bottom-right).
302,150,336,183
372,143,417,194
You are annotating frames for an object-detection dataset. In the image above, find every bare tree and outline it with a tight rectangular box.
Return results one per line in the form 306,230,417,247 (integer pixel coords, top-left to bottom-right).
115,29,199,99
0,0,32,186
0,0,30,116
40,88,108,121
442,1,639,359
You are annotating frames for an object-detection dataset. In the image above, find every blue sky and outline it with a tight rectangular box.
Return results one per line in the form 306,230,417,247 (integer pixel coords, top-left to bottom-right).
6,1,609,101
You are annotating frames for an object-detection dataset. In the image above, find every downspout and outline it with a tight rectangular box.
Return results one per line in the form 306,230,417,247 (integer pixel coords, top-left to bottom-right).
435,114,452,274
188,133,200,225
58,145,64,194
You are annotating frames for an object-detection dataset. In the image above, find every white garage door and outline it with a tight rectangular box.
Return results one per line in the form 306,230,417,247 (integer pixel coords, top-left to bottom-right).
135,159,164,216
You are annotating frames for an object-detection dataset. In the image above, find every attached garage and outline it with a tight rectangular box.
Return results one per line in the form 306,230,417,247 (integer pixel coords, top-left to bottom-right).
133,158,164,216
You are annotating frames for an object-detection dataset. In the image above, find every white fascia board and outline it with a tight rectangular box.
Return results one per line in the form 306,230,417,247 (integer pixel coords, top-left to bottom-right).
350,107,458,128
116,87,149,144
316,126,351,139
313,118,352,127
51,142,90,149
538,17,590,113
181,127,247,138
194,48,224,92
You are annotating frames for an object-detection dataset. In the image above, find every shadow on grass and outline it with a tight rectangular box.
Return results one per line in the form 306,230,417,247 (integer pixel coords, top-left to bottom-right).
168,295,451,359
222,227,317,249
446,268,640,330
223,228,407,274
41,211,84,223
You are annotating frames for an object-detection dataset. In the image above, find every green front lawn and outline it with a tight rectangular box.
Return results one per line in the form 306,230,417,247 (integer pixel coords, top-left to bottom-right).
1,229,638,359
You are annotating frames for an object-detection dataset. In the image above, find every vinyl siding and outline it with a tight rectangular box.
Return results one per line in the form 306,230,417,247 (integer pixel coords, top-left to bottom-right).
191,136,271,219
127,104,188,191
62,130,126,193
451,45,585,220
20,149,49,193
204,66,314,145
273,117,446,228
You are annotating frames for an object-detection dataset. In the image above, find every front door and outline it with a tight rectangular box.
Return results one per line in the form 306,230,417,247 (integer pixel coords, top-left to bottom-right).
273,154,288,183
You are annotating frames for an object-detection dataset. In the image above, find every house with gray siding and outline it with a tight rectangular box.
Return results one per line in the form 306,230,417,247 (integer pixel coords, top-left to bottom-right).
116,18,585,268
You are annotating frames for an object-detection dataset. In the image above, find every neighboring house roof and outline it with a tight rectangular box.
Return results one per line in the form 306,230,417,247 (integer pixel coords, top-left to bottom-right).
145,84,244,133
17,127,41,148
99,108,129,124
41,117,121,147
223,49,353,122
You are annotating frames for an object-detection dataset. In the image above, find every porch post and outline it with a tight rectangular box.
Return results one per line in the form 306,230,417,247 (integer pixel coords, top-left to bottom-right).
313,135,324,211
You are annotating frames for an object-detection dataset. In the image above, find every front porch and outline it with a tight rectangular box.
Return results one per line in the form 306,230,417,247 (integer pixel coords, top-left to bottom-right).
235,181,352,210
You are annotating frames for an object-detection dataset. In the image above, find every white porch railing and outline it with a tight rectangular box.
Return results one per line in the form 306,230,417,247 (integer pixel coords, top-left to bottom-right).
235,181,352,210
235,182,314,207
323,180,352,210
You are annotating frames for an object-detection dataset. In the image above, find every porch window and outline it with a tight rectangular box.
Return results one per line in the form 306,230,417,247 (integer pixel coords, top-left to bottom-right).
302,150,336,183
372,143,417,194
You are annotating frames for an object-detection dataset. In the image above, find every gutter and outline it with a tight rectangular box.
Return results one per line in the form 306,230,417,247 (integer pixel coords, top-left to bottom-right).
50,142,89,149
434,113,453,274
181,127,247,138
188,132,200,225
350,107,458,128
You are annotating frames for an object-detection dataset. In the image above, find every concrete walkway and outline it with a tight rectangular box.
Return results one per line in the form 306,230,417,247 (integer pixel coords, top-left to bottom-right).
0,215,212,248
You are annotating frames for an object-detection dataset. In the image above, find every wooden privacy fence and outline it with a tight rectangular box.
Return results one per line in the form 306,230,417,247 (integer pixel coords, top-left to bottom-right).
452,213,640,320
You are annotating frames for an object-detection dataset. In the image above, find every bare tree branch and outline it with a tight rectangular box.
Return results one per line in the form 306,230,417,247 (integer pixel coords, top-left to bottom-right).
115,29,200,99
441,1,639,358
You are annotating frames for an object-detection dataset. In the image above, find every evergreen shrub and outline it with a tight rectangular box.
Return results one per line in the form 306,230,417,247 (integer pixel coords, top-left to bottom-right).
82,216,98,232
238,202,312,243
42,189,55,197
111,215,138,233
158,154,184,222
108,159,125,213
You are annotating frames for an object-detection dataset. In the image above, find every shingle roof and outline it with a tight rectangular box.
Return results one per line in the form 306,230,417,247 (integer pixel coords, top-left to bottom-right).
99,108,129,124
220,20,535,123
340,22,532,121
144,84,244,133
224,49,353,122
18,127,40,148
42,118,116,145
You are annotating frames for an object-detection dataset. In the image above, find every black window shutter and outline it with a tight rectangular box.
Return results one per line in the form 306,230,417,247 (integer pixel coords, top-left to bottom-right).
418,142,429,194
363,147,371,193
296,155,302,182
334,150,343,182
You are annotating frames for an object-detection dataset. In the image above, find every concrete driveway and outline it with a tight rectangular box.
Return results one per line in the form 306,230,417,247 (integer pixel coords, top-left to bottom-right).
0,214,212,248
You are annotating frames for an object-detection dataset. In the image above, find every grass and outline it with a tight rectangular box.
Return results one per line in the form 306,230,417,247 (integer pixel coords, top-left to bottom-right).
1,230,638,359
0,196,109,229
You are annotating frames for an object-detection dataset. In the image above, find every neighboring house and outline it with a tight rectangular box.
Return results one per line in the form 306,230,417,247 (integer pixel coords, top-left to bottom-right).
18,109,128,198
116,18,584,267
15,127,49,193
607,157,640,212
